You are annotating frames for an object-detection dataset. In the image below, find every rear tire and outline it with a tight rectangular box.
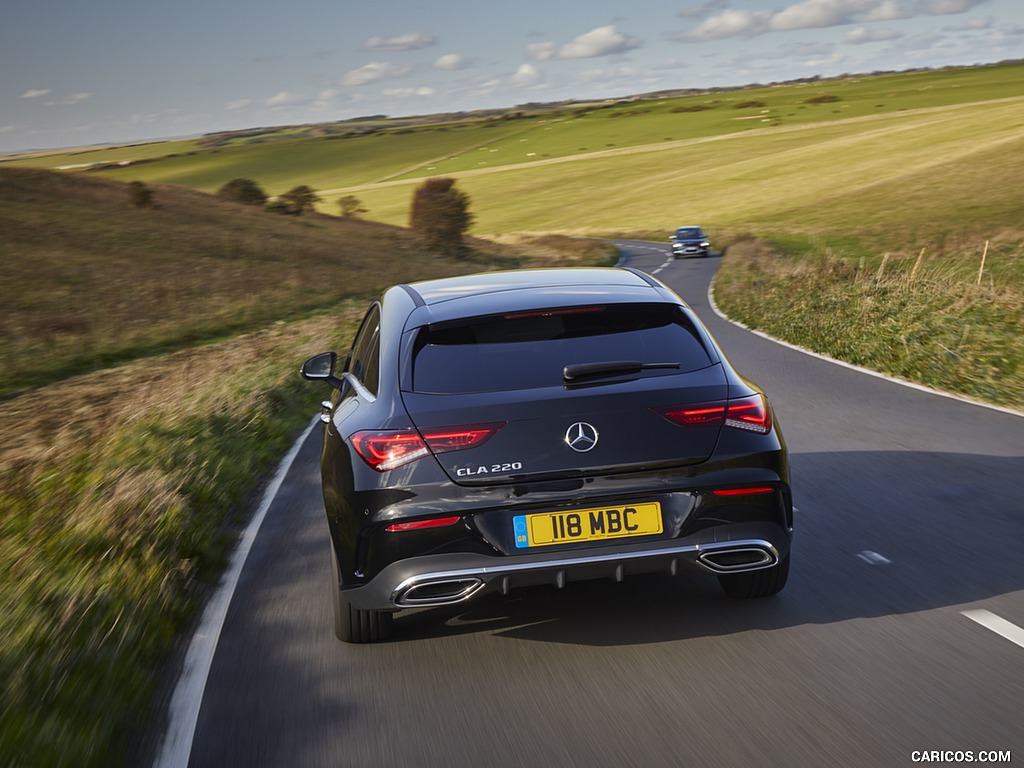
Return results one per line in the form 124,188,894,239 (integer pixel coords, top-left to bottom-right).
718,553,789,599
330,547,393,643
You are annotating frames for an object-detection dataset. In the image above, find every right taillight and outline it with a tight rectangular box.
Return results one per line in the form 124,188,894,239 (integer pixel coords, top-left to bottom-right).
656,394,771,434
724,394,771,434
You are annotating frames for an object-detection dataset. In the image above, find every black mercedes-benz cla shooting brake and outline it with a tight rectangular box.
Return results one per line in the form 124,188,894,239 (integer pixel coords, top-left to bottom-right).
301,267,792,642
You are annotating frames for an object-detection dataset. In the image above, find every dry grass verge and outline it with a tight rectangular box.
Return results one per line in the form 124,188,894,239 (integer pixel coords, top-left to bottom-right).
713,234,1024,409
0,307,365,766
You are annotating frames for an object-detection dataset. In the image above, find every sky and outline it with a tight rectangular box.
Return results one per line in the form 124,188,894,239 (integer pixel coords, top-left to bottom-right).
2,0,1021,154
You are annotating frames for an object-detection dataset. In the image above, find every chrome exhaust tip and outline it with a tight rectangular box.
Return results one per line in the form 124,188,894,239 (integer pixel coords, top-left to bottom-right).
698,547,775,573
396,578,483,607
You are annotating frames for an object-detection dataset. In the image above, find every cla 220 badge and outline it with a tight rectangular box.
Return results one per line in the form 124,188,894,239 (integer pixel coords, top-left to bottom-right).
456,461,524,477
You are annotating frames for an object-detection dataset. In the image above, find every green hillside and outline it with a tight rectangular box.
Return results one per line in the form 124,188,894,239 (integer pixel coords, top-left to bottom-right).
5,62,1023,232
0,167,517,398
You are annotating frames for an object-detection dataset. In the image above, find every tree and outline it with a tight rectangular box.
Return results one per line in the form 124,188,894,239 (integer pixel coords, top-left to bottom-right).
217,178,267,206
409,177,473,256
277,185,319,215
337,195,367,219
128,181,154,209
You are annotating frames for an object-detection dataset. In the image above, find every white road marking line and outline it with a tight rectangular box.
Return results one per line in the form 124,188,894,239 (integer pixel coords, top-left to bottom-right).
154,416,319,768
857,550,892,565
962,609,1024,650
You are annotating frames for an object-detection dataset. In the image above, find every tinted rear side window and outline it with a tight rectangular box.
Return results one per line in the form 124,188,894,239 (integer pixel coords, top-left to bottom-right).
410,303,713,394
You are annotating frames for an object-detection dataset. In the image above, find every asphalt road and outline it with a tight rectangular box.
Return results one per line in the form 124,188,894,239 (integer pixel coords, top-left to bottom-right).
181,242,1024,768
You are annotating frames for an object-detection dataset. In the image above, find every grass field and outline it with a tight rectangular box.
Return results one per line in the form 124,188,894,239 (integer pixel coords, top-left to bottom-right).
5,61,1023,205
2,62,1022,767
326,96,1024,241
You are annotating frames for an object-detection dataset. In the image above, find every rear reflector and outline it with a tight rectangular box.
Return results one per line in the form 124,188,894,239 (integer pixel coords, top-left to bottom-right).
712,487,774,497
351,423,504,471
386,516,461,532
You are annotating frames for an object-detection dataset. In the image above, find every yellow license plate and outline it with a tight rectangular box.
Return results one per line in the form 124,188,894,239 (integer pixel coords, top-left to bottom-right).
513,502,662,548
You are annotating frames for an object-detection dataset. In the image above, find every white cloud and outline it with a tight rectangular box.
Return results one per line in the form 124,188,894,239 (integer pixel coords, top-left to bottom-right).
675,0,985,42
226,98,253,110
362,32,437,52
862,0,912,21
265,91,307,107
21,89,51,99
526,42,557,61
897,30,945,50
676,9,772,40
342,62,414,86
770,0,870,31
923,0,985,13
845,24,903,42
959,15,993,30
512,63,542,87
63,93,92,105
557,25,643,59
382,86,436,97
434,53,471,70
677,1,727,19
312,89,340,110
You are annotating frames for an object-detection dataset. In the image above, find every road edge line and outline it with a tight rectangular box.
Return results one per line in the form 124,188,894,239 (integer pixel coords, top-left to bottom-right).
152,416,320,768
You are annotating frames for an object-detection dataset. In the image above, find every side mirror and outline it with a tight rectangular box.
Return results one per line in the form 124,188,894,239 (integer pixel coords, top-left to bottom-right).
300,352,345,389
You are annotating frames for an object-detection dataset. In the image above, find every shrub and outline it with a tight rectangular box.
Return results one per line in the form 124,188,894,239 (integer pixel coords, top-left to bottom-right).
217,178,267,206
277,185,319,215
127,181,154,209
409,178,473,257
338,195,367,219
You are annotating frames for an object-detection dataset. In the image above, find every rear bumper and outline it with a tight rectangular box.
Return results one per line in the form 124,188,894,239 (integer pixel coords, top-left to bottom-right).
343,521,790,611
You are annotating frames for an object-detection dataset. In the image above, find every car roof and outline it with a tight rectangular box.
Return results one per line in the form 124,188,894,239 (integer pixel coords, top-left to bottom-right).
399,267,677,327
406,267,655,305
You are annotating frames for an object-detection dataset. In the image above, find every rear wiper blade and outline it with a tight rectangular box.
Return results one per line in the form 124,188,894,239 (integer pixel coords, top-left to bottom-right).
563,360,680,382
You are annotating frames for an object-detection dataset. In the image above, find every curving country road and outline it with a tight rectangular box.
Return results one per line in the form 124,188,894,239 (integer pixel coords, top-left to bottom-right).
171,241,1023,768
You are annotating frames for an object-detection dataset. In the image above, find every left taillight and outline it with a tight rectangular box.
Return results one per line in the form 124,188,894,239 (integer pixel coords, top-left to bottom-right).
350,423,504,472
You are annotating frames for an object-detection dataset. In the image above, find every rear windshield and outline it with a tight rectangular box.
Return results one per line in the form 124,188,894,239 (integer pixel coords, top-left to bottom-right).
410,303,714,394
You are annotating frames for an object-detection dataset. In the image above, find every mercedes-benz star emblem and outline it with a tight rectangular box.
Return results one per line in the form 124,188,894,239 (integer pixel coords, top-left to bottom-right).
565,422,599,453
